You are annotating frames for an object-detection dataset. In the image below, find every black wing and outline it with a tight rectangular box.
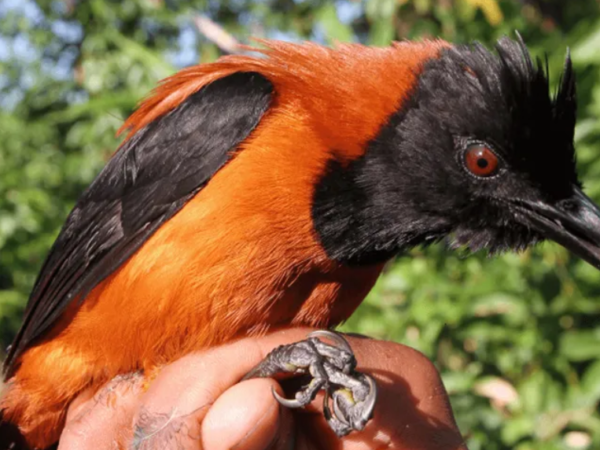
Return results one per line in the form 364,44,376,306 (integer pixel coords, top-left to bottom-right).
3,72,273,377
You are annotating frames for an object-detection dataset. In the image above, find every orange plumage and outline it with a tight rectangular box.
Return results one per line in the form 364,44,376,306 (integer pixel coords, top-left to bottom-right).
1,39,448,447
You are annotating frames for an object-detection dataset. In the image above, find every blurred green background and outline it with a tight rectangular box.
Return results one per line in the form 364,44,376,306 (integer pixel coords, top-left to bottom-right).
1,0,600,448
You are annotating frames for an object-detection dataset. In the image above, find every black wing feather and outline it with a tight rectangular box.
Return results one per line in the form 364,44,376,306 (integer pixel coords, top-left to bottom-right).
3,72,273,377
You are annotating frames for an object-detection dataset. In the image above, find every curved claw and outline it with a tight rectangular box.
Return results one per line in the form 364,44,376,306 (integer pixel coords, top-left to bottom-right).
324,387,352,427
360,374,378,421
323,387,333,420
271,386,305,409
330,375,377,431
332,392,352,427
307,330,353,355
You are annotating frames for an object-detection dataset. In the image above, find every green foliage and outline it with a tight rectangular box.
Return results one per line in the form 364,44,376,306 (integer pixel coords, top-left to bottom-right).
1,0,600,448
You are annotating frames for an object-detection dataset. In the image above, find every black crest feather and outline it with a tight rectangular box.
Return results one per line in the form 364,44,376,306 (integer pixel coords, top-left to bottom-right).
446,36,579,198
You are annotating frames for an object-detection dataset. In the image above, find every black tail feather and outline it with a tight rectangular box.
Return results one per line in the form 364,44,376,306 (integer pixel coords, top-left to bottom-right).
0,412,59,450
0,412,29,450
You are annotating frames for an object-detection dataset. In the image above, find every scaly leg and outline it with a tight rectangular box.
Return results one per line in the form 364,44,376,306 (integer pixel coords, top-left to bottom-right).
243,331,377,437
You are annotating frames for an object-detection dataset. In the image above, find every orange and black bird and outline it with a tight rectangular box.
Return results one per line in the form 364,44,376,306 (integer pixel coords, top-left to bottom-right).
2,34,600,448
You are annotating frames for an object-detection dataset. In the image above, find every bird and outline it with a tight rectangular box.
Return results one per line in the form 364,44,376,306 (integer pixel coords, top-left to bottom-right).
2,34,600,449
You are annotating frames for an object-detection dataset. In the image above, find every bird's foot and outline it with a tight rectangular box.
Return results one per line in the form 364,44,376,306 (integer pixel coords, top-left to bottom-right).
243,330,377,437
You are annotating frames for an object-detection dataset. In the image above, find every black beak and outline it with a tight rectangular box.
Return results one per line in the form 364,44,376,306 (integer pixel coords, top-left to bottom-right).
514,187,600,270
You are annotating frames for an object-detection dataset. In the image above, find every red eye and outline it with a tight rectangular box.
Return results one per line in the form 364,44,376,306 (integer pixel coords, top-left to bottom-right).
464,144,499,177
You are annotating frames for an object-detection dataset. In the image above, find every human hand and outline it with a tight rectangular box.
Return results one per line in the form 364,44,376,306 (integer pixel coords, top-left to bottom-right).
59,329,467,449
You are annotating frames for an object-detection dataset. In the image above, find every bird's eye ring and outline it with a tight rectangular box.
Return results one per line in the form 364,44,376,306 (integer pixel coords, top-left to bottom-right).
463,143,499,178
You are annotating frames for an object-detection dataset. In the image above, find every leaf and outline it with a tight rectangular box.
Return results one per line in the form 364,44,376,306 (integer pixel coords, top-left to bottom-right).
573,24,600,65
560,330,600,362
580,360,600,405
369,17,395,46
316,4,354,44
501,415,535,445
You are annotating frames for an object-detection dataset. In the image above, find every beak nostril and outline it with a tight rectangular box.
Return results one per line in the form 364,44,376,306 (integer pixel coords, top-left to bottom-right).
556,198,579,212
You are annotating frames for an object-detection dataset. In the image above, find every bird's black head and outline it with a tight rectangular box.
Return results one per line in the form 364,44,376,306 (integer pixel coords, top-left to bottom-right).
313,36,600,269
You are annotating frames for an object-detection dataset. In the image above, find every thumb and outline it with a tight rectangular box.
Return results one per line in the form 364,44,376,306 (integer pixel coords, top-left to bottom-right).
202,378,294,450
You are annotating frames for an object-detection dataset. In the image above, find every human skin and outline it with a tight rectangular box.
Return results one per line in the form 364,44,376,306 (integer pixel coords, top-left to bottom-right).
57,329,467,450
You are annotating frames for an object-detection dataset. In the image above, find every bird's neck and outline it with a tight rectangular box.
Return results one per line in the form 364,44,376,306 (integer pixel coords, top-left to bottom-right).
311,143,453,266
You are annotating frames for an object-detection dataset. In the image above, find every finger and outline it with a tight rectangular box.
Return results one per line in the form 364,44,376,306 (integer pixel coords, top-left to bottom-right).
202,378,293,450
130,338,279,449
131,328,465,450
59,373,144,450
249,330,465,450
129,329,316,449
341,337,467,450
